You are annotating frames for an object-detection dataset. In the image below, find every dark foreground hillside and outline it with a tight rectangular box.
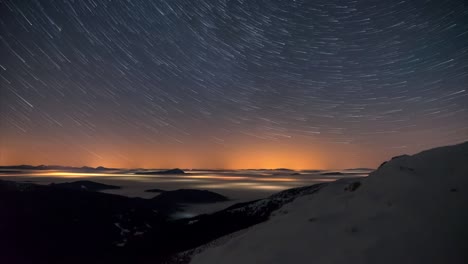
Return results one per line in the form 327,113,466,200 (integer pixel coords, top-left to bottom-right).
190,142,468,264
0,178,323,264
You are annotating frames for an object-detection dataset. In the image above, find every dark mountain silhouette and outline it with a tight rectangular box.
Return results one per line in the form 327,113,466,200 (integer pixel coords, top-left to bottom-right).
320,171,344,175
135,168,185,175
0,178,321,264
0,170,23,174
274,168,294,171
321,171,368,176
0,165,38,170
0,179,167,264
145,188,166,193
343,168,374,171
151,189,228,204
299,169,323,173
0,165,116,171
49,180,121,191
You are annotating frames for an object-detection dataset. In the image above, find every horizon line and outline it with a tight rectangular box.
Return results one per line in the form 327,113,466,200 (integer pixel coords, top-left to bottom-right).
0,164,375,171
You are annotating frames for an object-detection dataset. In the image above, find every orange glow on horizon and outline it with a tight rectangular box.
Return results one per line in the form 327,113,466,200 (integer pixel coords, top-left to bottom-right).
0,134,425,170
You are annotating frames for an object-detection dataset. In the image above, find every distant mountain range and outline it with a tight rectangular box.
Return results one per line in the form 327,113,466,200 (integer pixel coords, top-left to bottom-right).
135,168,186,175
0,165,189,175
0,165,117,171
0,166,374,173
49,180,121,191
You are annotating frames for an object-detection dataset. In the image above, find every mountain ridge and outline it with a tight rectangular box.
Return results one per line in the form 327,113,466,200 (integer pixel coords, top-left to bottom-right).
189,141,468,264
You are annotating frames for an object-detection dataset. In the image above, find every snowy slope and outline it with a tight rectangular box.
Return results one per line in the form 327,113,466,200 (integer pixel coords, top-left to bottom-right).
190,142,468,264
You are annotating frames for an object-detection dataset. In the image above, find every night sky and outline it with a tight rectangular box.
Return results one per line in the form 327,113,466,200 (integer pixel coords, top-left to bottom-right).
1,0,467,169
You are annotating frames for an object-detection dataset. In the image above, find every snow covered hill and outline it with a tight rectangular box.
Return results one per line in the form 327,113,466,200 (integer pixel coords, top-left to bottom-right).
190,142,468,264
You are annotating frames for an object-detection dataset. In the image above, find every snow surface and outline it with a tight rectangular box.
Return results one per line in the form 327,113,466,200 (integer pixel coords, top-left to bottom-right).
190,142,468,264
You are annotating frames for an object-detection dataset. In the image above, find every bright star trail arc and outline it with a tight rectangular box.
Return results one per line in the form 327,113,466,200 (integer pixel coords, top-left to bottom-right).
0,0,467,169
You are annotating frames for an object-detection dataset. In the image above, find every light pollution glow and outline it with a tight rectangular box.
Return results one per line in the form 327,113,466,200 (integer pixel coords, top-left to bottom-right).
0,133,453,170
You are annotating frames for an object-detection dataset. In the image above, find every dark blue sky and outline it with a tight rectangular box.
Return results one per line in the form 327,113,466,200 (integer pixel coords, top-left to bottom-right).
1,0,467,169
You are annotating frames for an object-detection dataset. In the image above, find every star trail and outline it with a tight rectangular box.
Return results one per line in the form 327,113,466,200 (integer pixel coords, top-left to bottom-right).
1,0,467,169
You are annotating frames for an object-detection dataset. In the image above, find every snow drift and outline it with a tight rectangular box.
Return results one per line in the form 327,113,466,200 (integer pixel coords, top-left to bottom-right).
190,142,468,264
